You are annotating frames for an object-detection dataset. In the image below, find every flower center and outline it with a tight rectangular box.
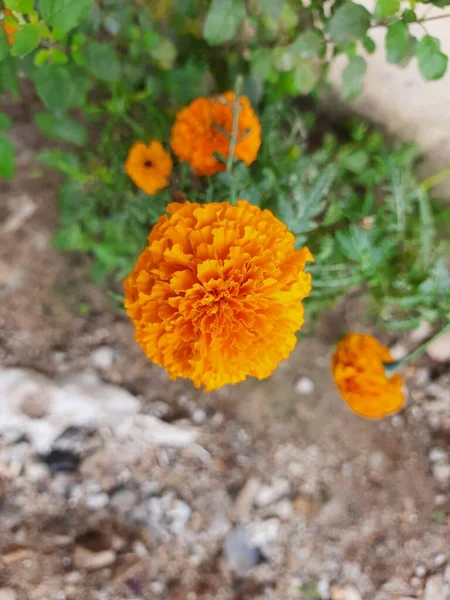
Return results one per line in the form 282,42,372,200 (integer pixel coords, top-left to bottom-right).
144,160,153,168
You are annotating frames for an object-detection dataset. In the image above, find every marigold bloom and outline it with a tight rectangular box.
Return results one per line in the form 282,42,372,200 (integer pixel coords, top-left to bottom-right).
332,333,405,419
170,92,262,176
125,140,173,195
125,200,313,391
2,10,17,45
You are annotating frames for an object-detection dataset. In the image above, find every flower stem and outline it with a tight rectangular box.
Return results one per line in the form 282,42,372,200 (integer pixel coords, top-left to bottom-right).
384,321,450,377
420,166,450,191
226,75,243,175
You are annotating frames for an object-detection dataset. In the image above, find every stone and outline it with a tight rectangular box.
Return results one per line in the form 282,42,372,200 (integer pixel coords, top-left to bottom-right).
0,368,197,453
426,331,450,363
0,589,17,600
85,492,109,511
331,585,362,600
410,321,433,344
232,477,261,522
90,346,115,370
295,377,315,395
73,547,116,571
429,448,448,463
423,574,445,600
110,489,139,513
432,463,450,486
223,528,261,575
255,478,290,507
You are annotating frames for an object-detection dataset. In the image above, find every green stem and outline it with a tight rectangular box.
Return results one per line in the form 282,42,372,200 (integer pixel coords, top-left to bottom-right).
226,75,243,175
420,166,450,191
384,321,450,377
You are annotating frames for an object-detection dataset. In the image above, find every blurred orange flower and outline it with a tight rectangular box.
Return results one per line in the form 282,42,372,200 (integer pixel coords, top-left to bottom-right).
124,200,313,391
2,10,17,45
170,92,262,176
125,140,173,195
332,333,405,419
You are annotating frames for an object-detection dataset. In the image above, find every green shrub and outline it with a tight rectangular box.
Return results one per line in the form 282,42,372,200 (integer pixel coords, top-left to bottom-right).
1,0,449,331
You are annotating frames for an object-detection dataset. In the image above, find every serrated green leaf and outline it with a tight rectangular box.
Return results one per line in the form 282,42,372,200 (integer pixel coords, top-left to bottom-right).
342,55,366,100
305,165,336,207
0,134,15,178
10,23,40,57
327,1,371,45
35,112,87,145
86,41,120,82
34,64,75,113
203,0,246,46
5,0,33,11
0,28,9,63
374,0,400,18
385,21,409,64
0,112,13,130
416,35,448,80
39,0,92,32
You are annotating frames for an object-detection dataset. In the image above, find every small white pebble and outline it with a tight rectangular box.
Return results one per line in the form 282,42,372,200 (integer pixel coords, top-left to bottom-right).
390,343,408,360
429,448,448,463
295,377,315,395
192,408,206,424
415,565,427,577
434,554,447,567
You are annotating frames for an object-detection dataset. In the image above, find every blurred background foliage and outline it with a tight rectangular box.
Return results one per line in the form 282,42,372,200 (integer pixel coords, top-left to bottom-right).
1,0,449,330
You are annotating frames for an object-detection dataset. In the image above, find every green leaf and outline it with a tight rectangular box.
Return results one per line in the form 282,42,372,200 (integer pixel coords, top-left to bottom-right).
203,0,246,46
0,134,15,178
403,8,416,22
34,65,75,113
342,55,366,100
362,36,376,54
327,1,371,45
293,60,321,95
0,57,19,97
251,48,273,80
35,112,87,145
291,30,323,58
385,21,409,64
86,42,120,82
10,24,41,57
5,0,33,11
416,35,448,81
258,0,285,19
149,37,177,70
0,112,13,130
39,0,92,33
0,28,9,63
374,0,400,18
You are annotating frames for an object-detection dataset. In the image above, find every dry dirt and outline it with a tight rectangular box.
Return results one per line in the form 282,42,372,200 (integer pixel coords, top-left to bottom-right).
0,102,449,600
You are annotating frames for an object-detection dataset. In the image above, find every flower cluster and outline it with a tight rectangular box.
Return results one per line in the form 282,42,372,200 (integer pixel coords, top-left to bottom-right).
124,91,261,195
123,90,412,415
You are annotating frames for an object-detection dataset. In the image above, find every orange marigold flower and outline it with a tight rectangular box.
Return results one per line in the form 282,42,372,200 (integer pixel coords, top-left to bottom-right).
2,10,17,45
125,140,173,195
124,200,313,391
170,92,262,176
332,333,405,419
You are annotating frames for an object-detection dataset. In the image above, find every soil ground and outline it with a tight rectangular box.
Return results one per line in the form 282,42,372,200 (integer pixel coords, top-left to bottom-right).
0,100,449,600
